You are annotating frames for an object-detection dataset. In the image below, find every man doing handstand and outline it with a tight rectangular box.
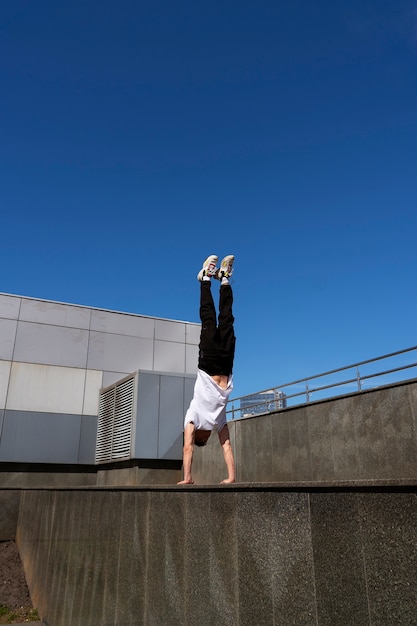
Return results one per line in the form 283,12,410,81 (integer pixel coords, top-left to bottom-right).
177,254,236,485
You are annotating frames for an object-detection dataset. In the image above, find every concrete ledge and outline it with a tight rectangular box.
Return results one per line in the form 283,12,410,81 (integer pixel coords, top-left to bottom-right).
16,482,417,626
4,477,417,491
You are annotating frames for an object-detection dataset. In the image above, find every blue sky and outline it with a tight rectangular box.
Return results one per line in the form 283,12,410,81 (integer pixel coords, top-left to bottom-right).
1,0,417,397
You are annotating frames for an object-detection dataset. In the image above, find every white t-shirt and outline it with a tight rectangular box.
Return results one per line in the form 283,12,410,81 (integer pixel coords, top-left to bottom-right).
184,368,233,433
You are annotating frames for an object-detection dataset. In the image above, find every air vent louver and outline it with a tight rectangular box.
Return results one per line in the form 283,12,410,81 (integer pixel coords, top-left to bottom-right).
95,374,136,464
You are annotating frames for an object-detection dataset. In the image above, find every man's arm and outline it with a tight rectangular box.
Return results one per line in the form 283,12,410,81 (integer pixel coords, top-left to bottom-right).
218,423,235,483
177,422,195,484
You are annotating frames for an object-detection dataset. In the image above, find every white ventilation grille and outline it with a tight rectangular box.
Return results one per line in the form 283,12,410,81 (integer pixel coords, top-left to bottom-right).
95,374,136,464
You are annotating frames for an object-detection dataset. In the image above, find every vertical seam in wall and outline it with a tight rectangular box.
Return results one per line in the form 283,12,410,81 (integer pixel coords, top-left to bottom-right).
82,307,94,414
156,375,161,459
78,307,94,463
2,297,23,437
152,321,155,371
10,296,22,363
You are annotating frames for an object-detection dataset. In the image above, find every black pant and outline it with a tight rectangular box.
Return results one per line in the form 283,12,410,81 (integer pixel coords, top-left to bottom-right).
198,281,236,376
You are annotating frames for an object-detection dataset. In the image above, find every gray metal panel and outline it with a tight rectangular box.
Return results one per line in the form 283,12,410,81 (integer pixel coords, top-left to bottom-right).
87,332,154,372
134,372,159,458
0,362,10,410
6,362,86,414
0,409,4,439
0,410,81,464
184,376,196,412
155,319,185,342
153,340,185,373
158,375,185,460
90,309,155,338
102,371,132,388
185,344,199,375
78,415,98,464
185,322,201,345
13,322,89,368
0,319,18,360
0,294,21,320
19,299,91,329
83,369,103,416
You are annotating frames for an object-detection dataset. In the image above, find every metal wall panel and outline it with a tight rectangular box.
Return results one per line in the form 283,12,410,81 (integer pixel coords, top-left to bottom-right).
6,363,85,414
0,291,199,466
0,319,18,361
158,375,186,460
0,410,82,464
101,371,131,388
19,298,91,329
87,332,154,372
90,309,155,338
0,361,11,409
134,372,160,459
82,369,103,416
14,322,89,368
153,340,185,373
184,376,196,411
185,322,201,345
0,294,21,320
78,415,98,464
133,371,195,461
185,344,199,375
155,319,185,342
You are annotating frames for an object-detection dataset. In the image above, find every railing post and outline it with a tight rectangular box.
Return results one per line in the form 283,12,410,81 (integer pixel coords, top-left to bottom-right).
306,383,310,402
356,367,361,391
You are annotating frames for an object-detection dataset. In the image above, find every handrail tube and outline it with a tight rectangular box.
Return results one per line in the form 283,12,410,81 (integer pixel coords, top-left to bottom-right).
241,346,417,397
228,346,417,419
359,362,417,382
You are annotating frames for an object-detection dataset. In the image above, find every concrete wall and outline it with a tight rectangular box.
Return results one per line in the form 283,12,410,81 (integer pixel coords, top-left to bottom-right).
191,379,417,484
1,378,415,496
3,379,417,624
16,483,417,626
0,292,200,465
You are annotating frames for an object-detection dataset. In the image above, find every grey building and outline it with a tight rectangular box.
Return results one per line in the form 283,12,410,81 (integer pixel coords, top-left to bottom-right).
0,292,200,466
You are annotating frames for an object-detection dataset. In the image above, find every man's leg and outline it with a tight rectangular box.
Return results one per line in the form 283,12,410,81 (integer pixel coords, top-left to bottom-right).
199,280,217,328
217,256,236,376
217,284,236,375
197,258,222,375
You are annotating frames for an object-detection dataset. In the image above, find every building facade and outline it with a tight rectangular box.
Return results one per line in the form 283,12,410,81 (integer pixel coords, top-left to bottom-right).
0,292,200,466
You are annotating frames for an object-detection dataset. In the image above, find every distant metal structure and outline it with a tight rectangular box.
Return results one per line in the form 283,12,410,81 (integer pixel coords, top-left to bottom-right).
228,346,417,420
240,390,287,417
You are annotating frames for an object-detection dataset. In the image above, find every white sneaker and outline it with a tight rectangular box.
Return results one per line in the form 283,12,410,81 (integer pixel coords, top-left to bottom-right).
216,255,234,280
197,255,218,281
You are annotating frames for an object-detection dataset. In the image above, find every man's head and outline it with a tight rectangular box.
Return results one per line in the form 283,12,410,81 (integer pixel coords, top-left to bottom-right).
194,429,211,447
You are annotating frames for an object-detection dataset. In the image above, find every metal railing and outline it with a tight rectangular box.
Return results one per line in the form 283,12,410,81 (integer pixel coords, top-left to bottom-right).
227,346,417,420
